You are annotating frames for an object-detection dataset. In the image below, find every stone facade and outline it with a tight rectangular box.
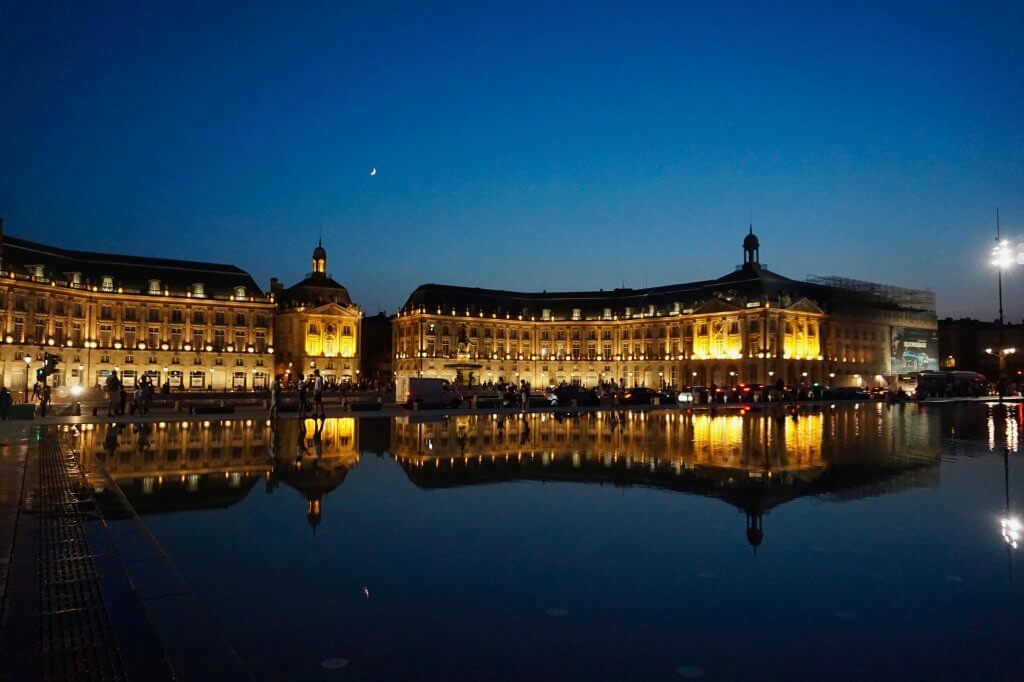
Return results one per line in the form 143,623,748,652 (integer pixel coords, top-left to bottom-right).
392,230,937,397
0,220,276,398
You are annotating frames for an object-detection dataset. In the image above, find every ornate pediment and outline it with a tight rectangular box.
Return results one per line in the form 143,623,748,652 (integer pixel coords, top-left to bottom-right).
783,297,824,314
304,302,360,318
690,297,743,315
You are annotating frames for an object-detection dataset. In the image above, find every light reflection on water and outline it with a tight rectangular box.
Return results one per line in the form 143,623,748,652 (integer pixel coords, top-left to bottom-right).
72,404,1024,680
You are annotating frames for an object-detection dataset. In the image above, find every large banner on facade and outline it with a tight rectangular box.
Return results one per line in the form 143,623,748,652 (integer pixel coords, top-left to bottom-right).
890,327,939,373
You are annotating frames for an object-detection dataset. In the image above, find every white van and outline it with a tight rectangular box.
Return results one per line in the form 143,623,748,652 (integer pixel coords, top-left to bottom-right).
405,377,463,409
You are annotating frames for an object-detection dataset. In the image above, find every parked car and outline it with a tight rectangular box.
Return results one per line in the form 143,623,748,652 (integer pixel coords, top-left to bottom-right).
822,386,869,400
548,385,601,407
405,377,463,409
620,387,674,405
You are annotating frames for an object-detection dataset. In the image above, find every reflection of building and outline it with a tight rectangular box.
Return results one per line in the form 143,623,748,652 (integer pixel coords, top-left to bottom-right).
271,242,363,384
266,418,361,529
0,220,276,393
75,417,360,528
391,406,940,550
393,230,937,395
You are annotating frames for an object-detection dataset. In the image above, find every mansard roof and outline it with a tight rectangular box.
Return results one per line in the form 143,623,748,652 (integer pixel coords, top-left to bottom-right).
401,262,932,321
1,233,264,297
279,274,353,307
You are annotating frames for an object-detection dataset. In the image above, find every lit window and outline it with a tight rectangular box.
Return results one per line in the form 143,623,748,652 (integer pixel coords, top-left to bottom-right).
100,276,114,292
234,286,246,298
149,280,161,295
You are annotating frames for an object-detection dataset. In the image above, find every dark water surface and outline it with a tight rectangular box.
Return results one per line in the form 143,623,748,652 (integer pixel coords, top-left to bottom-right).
79,404,1024,680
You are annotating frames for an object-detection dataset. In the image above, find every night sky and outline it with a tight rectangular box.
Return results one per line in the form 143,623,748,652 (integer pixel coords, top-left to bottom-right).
2,1,1022,318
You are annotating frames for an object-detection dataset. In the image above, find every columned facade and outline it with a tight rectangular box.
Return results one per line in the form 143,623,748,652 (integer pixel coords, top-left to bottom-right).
393,230,936,398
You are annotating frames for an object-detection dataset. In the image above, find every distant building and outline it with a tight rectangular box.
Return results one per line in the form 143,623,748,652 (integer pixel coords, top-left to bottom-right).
0,219,363,395
360,311,393,383
271,241,362,384
393,229,938,396
938,317,1024,377
0,219,276,393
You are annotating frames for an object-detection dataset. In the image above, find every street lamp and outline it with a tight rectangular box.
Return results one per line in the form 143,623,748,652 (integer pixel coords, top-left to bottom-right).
22,354,32,403
991,210,1014,399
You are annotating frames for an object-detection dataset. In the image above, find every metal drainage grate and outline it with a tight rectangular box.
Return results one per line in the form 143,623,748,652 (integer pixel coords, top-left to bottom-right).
36,432,125,681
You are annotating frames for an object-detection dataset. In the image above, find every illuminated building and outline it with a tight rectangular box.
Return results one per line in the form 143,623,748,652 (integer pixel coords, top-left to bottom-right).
0,221,364,393
0,220,276,392
271,240,363,383
393,229,937,395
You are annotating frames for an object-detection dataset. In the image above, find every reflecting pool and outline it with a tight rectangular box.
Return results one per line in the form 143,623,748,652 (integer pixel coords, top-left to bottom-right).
77,404,1024,680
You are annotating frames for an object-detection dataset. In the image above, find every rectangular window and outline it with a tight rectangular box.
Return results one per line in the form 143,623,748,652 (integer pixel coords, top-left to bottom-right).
98,324,113,347
192,311,205,325
192,328,204,348
124,325,137,347
189,371,205,388
214,329,225,350
100,305,113,320
124,307,137,321
235,313,246,326
148,326,160,348
13,317,24,342
215,312,226,326
72,321,83,344
255,331,267,352
235,330,246,349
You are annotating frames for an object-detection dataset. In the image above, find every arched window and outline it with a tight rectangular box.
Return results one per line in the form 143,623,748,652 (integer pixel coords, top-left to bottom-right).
149,280,161,295
234,286,246,298
100,276,114,292
192,283,205,297
323,335,338,356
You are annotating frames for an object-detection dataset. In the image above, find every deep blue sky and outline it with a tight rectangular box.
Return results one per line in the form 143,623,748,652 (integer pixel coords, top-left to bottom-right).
2,1,1022,317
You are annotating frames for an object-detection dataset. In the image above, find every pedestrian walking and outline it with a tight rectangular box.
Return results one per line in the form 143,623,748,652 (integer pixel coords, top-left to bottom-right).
270,375,281,419
0,387,12,420
105,370,121,418
312,369,325,419
296,373,308,420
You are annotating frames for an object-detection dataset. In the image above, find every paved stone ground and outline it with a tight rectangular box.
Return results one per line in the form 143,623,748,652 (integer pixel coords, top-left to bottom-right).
0,425,249,681
0,423,31,626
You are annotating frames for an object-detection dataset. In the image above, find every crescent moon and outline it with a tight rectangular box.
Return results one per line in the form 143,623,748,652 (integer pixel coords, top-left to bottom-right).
370,168,377,176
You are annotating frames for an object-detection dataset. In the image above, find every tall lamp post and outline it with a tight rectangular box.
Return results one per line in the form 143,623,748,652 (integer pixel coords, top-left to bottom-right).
991,210,1014,400
22,354,32,403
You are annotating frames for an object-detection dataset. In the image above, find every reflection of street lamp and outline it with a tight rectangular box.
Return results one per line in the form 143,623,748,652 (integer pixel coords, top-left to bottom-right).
23,354,32,403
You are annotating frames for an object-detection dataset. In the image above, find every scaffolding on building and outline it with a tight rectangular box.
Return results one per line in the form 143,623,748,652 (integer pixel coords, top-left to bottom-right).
806,275,936,313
